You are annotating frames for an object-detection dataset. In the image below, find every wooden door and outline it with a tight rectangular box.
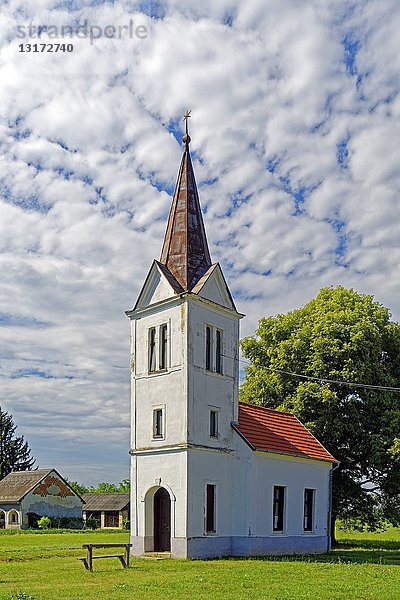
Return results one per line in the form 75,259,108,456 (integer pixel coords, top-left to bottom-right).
154,488,171,551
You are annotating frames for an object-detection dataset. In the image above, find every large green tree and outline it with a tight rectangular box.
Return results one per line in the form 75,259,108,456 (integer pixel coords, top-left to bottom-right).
240,287,400,539
0,407,35,479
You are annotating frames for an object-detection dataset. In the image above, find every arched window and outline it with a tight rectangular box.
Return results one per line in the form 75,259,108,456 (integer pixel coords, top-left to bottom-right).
8,510,19,525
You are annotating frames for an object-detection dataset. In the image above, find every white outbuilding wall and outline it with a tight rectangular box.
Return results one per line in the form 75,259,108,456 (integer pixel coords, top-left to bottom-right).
20,470,83,528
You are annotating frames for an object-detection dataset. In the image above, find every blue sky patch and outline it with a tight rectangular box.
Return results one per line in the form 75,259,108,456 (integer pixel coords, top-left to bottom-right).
49,138,78,154
150,178,175,196
337,137,350,168
342,34,360,77
225,190,252,217
11,368,55,379
11,368,75,380
137,1,166,19
267,156,281,173
280,178,318,216
222,14,235,27
329,218,348,261
0,314,50,328
54,166,74,180
166,117,184,145
1,186,51,214
53,0,82,12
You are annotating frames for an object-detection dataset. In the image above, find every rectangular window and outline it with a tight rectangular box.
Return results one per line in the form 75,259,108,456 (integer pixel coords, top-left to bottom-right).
215,329,223,374
206,326,212,370
149,327,156,372
153,408,163,438
304,489,314,531
273,486,285,531
159,324,168,370
209,410,219,438
206,484,216,533
104,511,119,528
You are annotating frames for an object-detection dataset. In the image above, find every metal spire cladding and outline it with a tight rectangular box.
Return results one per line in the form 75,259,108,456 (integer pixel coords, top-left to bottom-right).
160,113,212,291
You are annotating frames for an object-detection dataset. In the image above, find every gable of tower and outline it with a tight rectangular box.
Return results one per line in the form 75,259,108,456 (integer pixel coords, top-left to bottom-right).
191,263,237,311
134,261,183,310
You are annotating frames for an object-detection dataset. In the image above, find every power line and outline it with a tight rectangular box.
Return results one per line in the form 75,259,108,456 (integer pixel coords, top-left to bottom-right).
222,354,400,392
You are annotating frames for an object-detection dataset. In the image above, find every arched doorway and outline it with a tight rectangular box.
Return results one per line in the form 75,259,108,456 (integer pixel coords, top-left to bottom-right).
153,488,171,552
0,510,5,529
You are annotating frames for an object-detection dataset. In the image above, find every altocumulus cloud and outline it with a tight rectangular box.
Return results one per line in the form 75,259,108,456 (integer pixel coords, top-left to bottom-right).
0,0,399,484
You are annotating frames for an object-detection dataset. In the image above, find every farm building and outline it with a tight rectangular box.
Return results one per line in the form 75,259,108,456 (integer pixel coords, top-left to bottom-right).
126,123,338,558
82,493,130,529
0,468,83,529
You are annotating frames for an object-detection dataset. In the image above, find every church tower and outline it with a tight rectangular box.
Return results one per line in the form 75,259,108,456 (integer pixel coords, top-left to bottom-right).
126,116,243,558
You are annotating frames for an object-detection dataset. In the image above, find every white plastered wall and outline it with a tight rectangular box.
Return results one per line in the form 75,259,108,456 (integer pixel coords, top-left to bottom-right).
187,296,241,448
231,435,331,537
131,299,187,450
132,449,188,554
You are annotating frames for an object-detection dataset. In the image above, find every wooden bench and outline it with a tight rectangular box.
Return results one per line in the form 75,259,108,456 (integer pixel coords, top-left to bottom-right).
77,543,132,571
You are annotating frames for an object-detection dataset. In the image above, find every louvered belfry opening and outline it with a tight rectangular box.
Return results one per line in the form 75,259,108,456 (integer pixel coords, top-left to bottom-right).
160,134,212,292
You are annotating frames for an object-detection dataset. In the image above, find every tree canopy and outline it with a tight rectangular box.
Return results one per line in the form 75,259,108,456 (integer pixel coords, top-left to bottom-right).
240,286,400,534
0,407,35,479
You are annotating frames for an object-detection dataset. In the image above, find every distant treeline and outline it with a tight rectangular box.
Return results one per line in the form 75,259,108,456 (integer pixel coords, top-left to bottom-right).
67,479,130,495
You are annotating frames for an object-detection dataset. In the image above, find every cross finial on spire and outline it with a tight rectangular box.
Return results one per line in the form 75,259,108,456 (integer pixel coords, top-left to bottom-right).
183,110,191,134
183,110,191,146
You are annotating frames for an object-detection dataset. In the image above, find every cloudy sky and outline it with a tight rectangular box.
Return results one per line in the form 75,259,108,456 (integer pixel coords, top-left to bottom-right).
0,0,399,485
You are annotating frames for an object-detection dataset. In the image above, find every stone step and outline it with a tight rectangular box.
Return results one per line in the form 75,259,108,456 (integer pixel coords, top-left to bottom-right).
141,552,171,559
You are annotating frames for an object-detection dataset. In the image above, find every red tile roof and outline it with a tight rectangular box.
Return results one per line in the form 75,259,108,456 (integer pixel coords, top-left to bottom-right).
235,402,336,463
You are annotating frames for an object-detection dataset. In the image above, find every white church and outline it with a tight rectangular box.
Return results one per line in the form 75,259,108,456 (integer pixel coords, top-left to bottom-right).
126,121,337,559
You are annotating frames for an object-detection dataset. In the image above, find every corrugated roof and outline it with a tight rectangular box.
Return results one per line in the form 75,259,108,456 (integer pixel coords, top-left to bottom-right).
0,469,53,502
82,493,130,511
235,402,336,463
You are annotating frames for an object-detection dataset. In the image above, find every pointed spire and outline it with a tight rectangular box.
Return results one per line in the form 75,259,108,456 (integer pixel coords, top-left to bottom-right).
160,112,212,291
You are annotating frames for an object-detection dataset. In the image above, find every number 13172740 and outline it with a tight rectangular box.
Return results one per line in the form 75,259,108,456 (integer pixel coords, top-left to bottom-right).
19,43,74,53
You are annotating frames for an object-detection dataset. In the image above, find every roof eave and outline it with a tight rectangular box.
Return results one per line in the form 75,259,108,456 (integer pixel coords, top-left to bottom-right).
231,422,256,450
253,447,337,464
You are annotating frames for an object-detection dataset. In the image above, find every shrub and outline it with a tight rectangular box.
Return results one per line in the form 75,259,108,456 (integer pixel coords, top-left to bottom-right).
46,516,84,529
37,516,51,529
123,518,130,530
85,516,98,530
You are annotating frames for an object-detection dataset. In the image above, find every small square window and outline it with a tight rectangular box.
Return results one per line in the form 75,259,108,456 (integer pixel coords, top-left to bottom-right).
153,408,164,438
209,410,219,438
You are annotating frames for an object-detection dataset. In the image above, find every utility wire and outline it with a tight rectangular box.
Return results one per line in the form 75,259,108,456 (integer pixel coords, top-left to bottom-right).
221,353,400,392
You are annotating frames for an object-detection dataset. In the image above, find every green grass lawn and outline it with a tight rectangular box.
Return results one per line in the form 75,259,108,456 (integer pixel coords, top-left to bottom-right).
0,528,399,600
